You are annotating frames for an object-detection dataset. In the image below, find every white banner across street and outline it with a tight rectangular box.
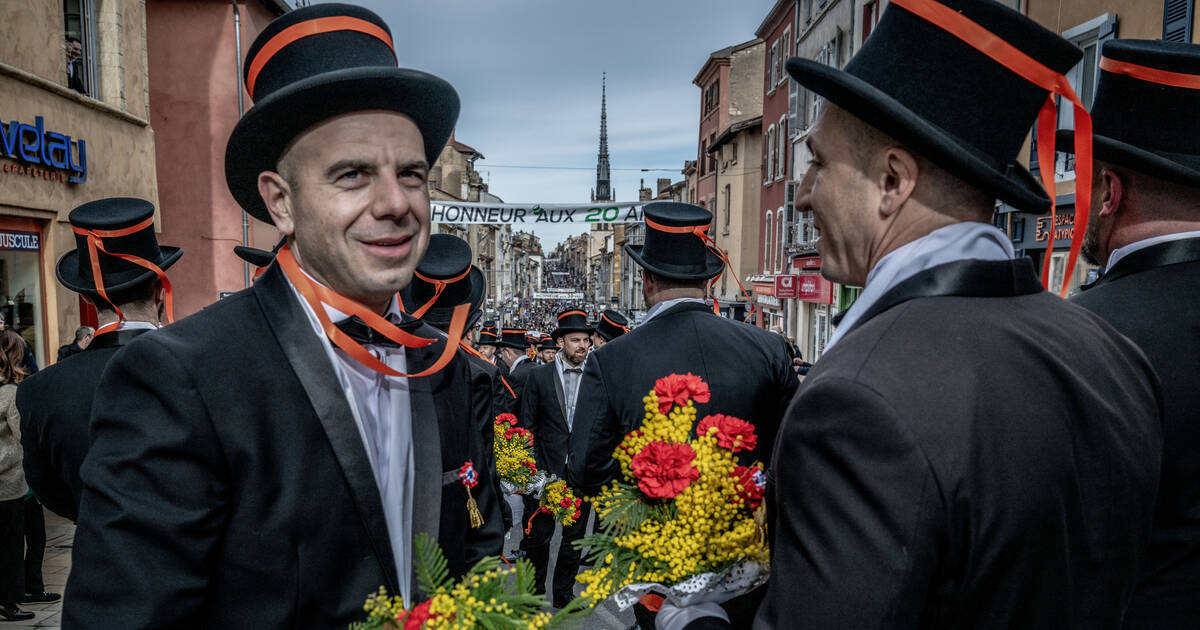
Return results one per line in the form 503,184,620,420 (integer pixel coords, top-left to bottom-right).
430,201,647,225
532,291,585,300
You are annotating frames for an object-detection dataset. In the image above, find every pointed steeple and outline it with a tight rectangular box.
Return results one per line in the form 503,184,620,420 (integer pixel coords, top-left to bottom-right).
594,73,612,202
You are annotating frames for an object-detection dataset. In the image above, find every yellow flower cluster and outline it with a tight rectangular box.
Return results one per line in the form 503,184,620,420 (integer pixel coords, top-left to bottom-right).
493,422,537,489
420,567,556,629
541,479,581,527
579,384,769,605
612,391,696,480
360,586,406,622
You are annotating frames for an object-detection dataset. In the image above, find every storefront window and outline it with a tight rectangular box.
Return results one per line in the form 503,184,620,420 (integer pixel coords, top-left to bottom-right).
811,304,830,361
0,221,46,369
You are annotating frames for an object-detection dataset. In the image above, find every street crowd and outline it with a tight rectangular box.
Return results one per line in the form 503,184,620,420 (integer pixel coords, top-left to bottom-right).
3,1,1198,629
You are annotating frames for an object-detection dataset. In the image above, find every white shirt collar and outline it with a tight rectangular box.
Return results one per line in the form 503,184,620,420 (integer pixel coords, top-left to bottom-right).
825,222,1014,351
96,320,159,332
641,296,707,324
1105,230,1200,272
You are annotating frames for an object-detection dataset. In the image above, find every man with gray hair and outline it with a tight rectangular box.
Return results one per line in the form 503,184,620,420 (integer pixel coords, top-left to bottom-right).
55,326,94,362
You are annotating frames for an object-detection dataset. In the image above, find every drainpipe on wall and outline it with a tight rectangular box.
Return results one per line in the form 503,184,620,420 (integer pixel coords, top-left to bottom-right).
233,0,250,288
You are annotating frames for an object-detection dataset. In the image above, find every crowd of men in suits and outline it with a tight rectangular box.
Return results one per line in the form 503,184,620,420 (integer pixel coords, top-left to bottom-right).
5,1,1199,628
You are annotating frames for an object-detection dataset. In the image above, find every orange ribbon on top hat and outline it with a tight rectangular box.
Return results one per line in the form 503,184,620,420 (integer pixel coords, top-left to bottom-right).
71,216,175,325
643,218,756,317
889,0,1093,297
276,244,467,378
405,266,472,319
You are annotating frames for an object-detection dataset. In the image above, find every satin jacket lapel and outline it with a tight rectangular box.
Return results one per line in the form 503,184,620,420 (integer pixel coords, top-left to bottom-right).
844,258,1044,338
402,319,442,584
552,367,568,428
1086,237,1200,290
253,265,399,592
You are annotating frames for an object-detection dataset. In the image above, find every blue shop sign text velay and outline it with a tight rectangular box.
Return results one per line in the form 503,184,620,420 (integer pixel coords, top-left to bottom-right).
0,116,87,184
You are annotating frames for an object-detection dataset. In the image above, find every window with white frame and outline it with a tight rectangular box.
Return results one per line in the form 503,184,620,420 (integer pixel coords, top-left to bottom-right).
1054,14,1117,180
765,124,776,185
63,0,97,97
768,40,779,93
775,209,785,272
778,26,791,87
777,115,788,181
764,209,774,273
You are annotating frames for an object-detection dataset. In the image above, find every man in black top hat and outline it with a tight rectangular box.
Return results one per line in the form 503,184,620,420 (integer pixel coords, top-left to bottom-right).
64,5,499,627
476,321,502,366
590,309,629,349
18,197,180,525
536,334,558,364
497,327,535,403
660,2,1163,629
12,198,179,616
520,308,593,607
1055,39,1200,630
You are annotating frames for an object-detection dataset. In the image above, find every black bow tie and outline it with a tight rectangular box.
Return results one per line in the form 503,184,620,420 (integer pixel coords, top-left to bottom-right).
564,367,583,374
334,315,419,348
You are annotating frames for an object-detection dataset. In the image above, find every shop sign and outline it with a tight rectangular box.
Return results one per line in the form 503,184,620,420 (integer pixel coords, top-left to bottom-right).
0,230,40,251
775,274,799,299
793,255,821,270
753,282,774,296
797,273,833,304
757,295,781,308
1035,211,1073,243
0,116,87,184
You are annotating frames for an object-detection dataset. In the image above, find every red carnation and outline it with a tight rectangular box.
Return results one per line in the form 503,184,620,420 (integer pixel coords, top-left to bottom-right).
496,413,518,426
572,510,582,519
630,441,700,499
731,465,767,509
574,497,582,508
560,497,572,508
654,373,711,414
402,600,434,630
697,414,758,453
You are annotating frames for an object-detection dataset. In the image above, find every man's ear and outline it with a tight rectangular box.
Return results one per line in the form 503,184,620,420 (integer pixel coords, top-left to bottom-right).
258,170,296,236
878,147,919,218
1096,167,1125,219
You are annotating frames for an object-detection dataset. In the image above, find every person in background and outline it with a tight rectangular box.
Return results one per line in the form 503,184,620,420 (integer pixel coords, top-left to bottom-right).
56,326,94,363
536,335,558,364
0,332,32,622
65,37,84,94
590,309,629,349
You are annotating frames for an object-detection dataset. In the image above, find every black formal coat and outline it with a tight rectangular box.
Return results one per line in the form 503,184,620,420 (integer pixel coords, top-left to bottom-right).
520,361,576,478
1071,236,1200,629
568,301,798,495
506,356,537,407
707,258,1160,630
62,265,503,629
17,329,149,521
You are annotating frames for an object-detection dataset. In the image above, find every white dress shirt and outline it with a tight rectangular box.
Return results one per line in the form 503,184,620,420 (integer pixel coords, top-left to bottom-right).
1106,230,1200,272
285,272,414,603
95,320,159,332
555,353,586,431
825,222,1014,351
641,296,707,325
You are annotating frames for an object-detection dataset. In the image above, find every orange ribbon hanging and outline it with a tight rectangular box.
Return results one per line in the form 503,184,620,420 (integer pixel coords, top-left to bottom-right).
888,0,1092,297
276,245,467,378
1098,57,1200,90
406,267,472,319
71,216,175,324
600,312,629,333
457,341,518,398
644,218,757,317
92,321,121,337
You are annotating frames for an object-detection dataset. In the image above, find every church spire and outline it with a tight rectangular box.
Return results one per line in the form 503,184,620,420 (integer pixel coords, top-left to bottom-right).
593,73,612,202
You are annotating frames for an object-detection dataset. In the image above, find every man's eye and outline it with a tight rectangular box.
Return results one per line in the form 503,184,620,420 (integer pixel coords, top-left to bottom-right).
400,169,427,183
340,170,362,181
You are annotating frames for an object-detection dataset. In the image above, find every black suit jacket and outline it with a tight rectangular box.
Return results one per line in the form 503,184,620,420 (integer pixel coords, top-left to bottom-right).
736,258,1161,630
63,265,503,629
569,301,798,495
520,361,576,478
17,329,149,520
1071,236,1200,629
506,356,536,406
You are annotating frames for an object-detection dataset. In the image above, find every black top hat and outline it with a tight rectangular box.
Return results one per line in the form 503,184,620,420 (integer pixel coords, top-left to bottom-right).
498,327,527,350
625,202,723,280
233,246,274,268
399,234,485,330
595,309,630,341
225,3,460,223
552,308,594,339
1056,40,1200,189
57,197,183,297
478,320,500,346
538,336,558,352
786,0,1081,213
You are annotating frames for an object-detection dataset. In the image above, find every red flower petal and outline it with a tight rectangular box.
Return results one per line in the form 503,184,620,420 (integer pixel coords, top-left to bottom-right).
697,414,758,453
630,441,700,499
653,373,712,414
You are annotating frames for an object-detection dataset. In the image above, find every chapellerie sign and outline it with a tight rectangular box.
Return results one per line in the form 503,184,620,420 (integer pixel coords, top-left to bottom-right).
0,116,87,184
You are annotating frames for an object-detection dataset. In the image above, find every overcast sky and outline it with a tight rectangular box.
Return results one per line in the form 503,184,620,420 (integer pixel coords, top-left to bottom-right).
338,0,778,249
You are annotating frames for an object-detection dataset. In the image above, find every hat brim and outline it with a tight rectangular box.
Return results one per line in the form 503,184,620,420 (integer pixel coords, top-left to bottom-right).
551,326,593,340
1055,130,1200,190
233,245,275,267
400,266,486,329
226,66,459,224
624,243,724,281
56,246,184,296
786,58,1052,214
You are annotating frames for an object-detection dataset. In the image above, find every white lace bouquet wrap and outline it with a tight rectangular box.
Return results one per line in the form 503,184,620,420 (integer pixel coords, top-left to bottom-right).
610,558,769,610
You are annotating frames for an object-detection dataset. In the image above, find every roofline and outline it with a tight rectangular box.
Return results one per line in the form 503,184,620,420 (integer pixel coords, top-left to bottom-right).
708,115,763,152
754,0,795,38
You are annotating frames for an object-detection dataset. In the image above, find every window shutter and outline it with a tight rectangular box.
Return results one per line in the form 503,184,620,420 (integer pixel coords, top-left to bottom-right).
1163,0,1194,42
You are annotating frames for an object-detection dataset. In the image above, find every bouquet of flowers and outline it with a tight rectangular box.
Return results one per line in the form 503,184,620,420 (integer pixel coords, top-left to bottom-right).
526,479,583,531
493,413,545,494
576,373,769,610
351,533,587,630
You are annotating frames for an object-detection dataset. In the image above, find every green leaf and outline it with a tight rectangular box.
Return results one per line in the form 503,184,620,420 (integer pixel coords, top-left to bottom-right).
414,532,451,596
